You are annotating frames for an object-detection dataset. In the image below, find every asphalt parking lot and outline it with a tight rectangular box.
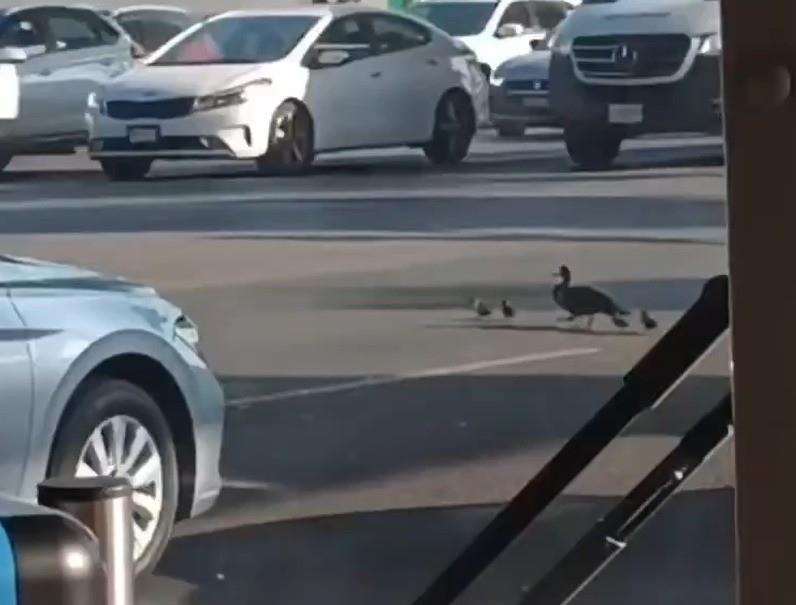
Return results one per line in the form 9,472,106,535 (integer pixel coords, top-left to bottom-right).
0,130,733,605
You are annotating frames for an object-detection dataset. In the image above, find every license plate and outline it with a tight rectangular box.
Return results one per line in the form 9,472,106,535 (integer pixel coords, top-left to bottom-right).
609,104,643,124
522,97,547,108
128,127,159,144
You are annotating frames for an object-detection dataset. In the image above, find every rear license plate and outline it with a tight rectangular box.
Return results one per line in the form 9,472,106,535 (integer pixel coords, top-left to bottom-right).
609,104,643,124
522,97,548,108
128,127,159,144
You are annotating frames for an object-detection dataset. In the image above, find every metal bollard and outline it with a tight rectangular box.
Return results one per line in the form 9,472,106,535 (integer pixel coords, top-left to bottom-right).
38,477,134,605
0,498,105,605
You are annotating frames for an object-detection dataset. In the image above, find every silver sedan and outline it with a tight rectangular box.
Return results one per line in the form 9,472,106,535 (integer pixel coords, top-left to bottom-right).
0,254,224,572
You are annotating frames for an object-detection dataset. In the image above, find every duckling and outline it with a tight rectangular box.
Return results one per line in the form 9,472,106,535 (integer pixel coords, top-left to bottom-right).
501,299,516,319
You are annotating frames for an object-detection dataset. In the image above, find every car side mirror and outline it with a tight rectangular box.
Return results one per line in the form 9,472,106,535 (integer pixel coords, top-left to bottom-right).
531,38,548,51
496,23,525,38
0,47,28,64
314,48,352,68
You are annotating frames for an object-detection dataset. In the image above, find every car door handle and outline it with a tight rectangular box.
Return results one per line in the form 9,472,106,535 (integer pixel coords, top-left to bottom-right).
426,59,439,66
99,58,114,66
39,68,52,76
370,71,382,78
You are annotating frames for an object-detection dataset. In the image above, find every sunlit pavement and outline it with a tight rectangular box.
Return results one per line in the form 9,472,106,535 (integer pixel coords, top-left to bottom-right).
0,131,733,604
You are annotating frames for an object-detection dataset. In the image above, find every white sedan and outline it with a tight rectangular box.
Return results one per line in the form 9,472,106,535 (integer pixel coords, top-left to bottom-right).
87,6,489,180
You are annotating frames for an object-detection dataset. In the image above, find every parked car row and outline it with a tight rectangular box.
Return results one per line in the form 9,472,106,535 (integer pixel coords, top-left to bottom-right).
0,0,724,176
1,4,489,179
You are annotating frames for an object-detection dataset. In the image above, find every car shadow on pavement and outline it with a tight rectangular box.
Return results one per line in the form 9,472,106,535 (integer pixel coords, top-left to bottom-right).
215,373,730,498
152,489,734,605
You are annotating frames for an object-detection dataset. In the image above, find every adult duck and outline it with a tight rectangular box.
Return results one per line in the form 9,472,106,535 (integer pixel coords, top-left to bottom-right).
552,265,630,330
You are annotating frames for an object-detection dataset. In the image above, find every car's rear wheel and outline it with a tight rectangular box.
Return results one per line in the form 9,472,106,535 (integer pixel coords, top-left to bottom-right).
564,123,623,170
424,91,475,165
257,101,314,175
48,378,179,574
495,122,526,138
100,158,153,181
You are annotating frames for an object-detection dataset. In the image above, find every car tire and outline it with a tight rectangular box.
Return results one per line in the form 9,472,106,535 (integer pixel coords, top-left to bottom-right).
256,101,314,176
495,123,526,138
0,153,11,173
564,123,623,170
48,378,179,575
424,91,476,166
100,158,152,181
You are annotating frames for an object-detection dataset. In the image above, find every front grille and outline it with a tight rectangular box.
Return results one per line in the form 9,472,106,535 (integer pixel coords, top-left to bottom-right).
107,97,195,120
572,34,692,80
505,79,549,93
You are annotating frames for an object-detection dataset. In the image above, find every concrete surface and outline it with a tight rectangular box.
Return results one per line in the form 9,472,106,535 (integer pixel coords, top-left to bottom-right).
0,130,733,604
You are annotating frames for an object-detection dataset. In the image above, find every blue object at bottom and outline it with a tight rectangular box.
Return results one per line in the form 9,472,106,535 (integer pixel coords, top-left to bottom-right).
0,523,17,605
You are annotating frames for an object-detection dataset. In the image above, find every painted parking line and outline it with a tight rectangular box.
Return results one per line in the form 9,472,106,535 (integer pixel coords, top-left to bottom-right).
227,347,601,409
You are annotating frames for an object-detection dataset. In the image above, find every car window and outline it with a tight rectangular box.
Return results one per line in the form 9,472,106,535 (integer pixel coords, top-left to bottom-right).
500,1,534,29
43,10,118,51
314,15,373,60
367,14,431,54
529,0,570,30
0,15,46,49
408,2,497,37
153,15,319,65
119,19,183,52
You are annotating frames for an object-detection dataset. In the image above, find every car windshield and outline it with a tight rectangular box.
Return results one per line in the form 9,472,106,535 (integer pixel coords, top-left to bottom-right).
409,2,497,36
153,15,318,65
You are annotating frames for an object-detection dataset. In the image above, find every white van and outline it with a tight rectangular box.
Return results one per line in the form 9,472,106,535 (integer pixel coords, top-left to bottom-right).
549,0,721,168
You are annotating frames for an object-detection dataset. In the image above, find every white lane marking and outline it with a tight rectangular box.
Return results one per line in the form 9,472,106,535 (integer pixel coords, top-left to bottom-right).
227,348,601,409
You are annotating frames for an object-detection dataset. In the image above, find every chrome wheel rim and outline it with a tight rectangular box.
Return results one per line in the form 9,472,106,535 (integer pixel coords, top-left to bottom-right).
76,415,163,561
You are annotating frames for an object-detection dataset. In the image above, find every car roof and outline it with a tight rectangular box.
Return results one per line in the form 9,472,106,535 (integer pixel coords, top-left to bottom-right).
207,5,376,19
112,5,190,16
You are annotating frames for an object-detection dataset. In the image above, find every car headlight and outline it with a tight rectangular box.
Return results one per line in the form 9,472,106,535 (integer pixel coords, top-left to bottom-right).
87,91,107,115
174,314,200,351
698,33,722,56
193,78,272,113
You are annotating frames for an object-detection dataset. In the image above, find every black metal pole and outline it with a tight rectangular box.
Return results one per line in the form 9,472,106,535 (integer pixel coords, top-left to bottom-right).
517,395,733,605
411,276,729,605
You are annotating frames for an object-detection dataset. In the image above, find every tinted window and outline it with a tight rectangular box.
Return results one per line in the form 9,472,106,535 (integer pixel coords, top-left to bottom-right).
530,1,569,30
409,2,497,37
44,10,118,50
154,16,318,65
500,2,533,28
317,16,371,47
0,15,45,48
119,19,184,52
369,15,430,54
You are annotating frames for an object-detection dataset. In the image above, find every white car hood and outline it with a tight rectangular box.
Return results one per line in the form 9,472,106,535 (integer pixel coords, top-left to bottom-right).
105,64,268,100
562,0,720,37
0,255,155,296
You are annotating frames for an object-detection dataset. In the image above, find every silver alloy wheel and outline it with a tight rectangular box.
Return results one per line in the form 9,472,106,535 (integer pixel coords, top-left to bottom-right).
75,415,164,561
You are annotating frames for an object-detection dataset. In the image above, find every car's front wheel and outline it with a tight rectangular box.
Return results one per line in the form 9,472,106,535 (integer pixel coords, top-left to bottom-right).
424,91,476,165
48,378,179,574
257,101,314,175
100,158,153,181
564,123,623,170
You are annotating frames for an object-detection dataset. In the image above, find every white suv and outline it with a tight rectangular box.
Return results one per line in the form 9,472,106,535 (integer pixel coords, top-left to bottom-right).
409,0,575,76
0,5,135,173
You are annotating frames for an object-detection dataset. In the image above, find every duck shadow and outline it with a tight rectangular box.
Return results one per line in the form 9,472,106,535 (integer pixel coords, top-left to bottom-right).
427,319,646,337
